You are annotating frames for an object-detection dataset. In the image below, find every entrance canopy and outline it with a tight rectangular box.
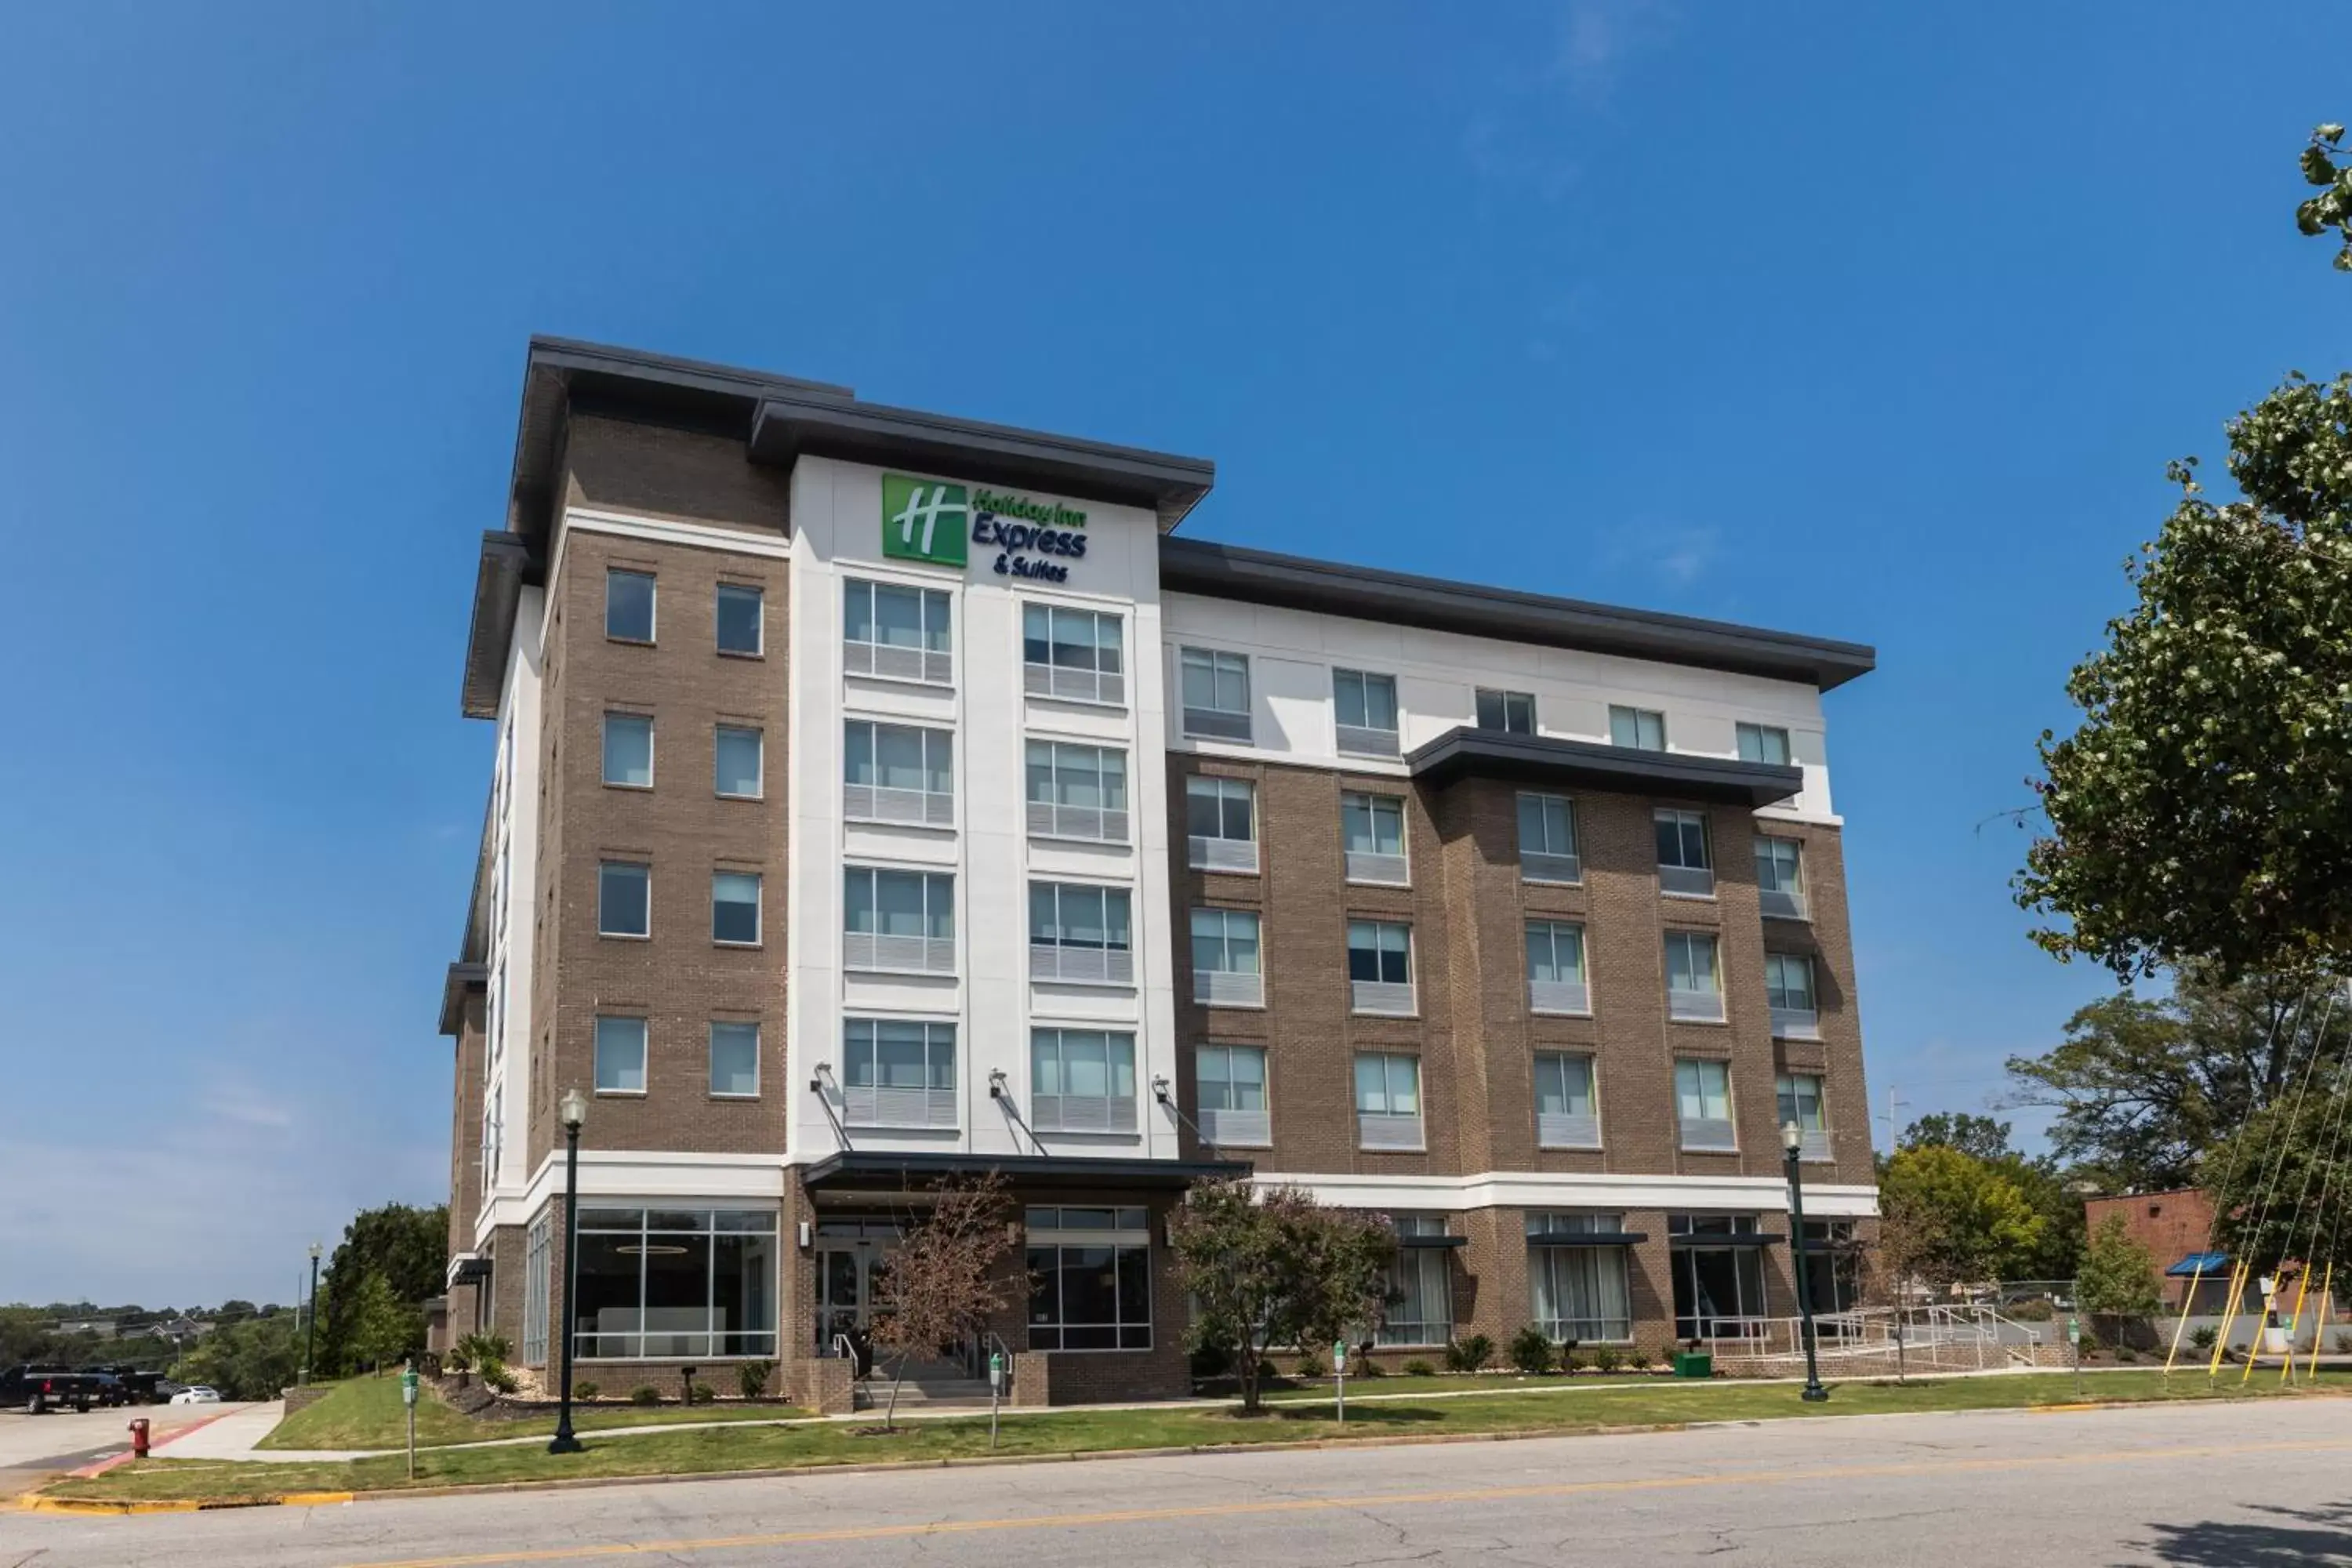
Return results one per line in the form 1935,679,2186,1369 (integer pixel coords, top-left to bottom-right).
801,1151,1252,1192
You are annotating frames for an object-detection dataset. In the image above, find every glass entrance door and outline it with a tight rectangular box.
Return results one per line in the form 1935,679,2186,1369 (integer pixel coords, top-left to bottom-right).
813,1227,898,1367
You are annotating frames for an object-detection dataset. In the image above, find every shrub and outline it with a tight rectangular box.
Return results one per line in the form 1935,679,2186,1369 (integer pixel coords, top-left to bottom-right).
574,1381,600,1400
630,1385,661,1406
1562,1349,1585,1373
737,1359,776,1400
2007,1299,2054,1322
443,1345,473,1375
1592,1345,1623,1374
691,1381,717,1404
1352,1353,1385,1377
1508,1325,1555,1375
1401,1358,1436,1378
1295,1350,1326,1378
2190,1327,2219,1352
1628,1348,1653,1371
481,1365,519,1395
2075,1330,2102,1356
2114,1348,2137,1363
1445,1334,1495,1374
1258,1359,1280,1384
2336,1329,2352,1355
1189,1343,1233,1380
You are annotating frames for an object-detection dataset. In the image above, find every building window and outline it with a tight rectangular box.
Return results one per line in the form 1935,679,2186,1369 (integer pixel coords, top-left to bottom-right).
1030,1029,1138,1134
1029,881,1134,985
843,579,953,684
1766,953,1820,1040
605,569,655,643
1609,704,1666,750
1777,1072,1831,1162
1341,792,1409,884
1516,792,1579,883
710,1022,760,1098
1196,1045,1269,1147
1379,1215,1454,1345
715,583,764,656
1347,919,1415,1015
1801,1219,1860,1313
597,862,650,938
712,871,761,946
1025,1206,1152,1350
715,725,764,800
1675,1058,1735,1150
571,1207,778,1359
1736,722,1791,765
1023,604,1125,706
1475,688,1536,734
1333,668,1401,757
1190,907,1263,1006
1527,1213,1633,1341
840,1019,956,1128
1185,775,1258,873
1655,809,1715,897
1666,931,1725,1023
1534,1054,1600,1149
1179,646,1252,742
522,1212,550,1367
843,866,955,974
1669,1214,1766,1340
602,713,653,789
1025,740,1129,844
1526,920,1590,1015
1755,837,1806,920
846,720,953,826
593,1016,647,1094
1354,1051,1424,1150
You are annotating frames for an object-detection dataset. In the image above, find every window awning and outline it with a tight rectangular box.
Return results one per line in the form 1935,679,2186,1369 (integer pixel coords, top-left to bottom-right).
801,1150,1251,1191
1528,1230,1650,1248
1396,1234,1468,1250
1668,1232,1786,1249
2167,1251,2230,1278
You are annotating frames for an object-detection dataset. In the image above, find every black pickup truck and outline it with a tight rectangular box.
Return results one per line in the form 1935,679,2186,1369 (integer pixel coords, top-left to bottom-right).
0,1364,122,1413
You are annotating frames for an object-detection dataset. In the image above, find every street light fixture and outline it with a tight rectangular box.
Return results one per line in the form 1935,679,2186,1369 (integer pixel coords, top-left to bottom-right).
303,1241,322,1386
1782,1119,1830,1403
549,1088,589,1455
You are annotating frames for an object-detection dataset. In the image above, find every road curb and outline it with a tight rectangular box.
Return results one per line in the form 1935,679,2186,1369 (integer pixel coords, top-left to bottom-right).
18,1490,355,1516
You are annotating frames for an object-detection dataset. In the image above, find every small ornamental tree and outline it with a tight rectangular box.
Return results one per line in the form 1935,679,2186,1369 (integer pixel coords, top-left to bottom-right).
1166,1181,1397,1414
2076,1213,2164,1347
868,1176,1015,1428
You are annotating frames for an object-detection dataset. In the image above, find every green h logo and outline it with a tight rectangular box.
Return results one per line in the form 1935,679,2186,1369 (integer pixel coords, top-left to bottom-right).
882,474,969,568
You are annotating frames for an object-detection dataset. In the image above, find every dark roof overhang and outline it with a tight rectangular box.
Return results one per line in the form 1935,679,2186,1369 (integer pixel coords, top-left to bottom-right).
1668,1232,1788,1249
1526,1230,1651,1247
437,962,488,1039
459,532,532,720
1407,727,1805,808
801,1151,1251,1191
1396,1234,1470,1250
1160,538,1875,693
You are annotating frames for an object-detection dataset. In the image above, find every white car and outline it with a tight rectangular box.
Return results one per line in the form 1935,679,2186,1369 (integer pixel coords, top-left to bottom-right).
167,1385,221,1405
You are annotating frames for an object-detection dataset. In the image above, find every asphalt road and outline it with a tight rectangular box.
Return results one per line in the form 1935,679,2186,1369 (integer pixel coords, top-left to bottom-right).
4,1396,2348,1568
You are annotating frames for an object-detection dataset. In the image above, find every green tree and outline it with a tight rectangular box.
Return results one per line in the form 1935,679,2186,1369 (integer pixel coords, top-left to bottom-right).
2205,1085,2352,1281
1875,1145,2047,1287
315,1202,448,1377
2076,1213,2164,1344
2296,123,2352,270
1897,1115,2085,1278
1166,1181,1398,1413
1899,1113,2016,1164
170,1314,299,1400
344,1272,421,1373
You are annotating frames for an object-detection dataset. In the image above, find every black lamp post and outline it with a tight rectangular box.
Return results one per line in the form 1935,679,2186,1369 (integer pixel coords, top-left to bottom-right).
548,1088,588,1454
302,1242,321,1385
1782,1119,1830,1403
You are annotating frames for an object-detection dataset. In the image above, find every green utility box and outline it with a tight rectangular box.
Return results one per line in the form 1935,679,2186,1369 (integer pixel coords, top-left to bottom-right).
1672,1351,1713,1379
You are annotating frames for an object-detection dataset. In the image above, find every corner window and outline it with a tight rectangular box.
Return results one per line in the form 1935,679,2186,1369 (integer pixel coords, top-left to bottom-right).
715,725,764,800
1185,775,1258,873
1029,1029,1138,1134
1655,808,1715,897
1609,704,1665,750
1029,881,1134,985
593,1016,648,1094
1179,647,1252,742
1525,920,1589,1015
1333,668,1401,757
1674,1058,1735,1150
1341,792,1409,884
843,866,955,975
1190,907,1263,1007
1534,1054,1599,1149
712,871,761,946
1766,953,1820,1040
1527,1210,1632,1341
1022,604,1125,706
1026,1206,1152,1350
1377,1214,1454,1345
571,1207,778,1359
1354,1052,1424,1150
1755,837,1806,919
841,1019,956,1128
1347,919,1415,1015
715,583,764,656
602,713,653,789
1025,740,1129,844
710,1022,760,1098
1516,792,1579,884
846,720,953,826
843,579,953,684
597,862,650,938
1665,931,1725,1023
1475,688,1535,735
1736,722,1791,765
605,570,655,643
1196,1045,1269,1147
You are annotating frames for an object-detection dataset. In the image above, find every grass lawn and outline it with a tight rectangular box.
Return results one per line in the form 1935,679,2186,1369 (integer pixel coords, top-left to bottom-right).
67,1369,2347,1505
259,1375,807,1452
1260,1370,1657,1402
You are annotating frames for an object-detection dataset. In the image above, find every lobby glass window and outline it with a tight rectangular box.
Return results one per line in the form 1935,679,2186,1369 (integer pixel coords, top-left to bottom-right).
602,713,653,789
1029,881,1134,985
1755,837,1806,919
1025,740,1129,843
715,583,764,655
1527,1213,1633,1342
598,862,650,938
593,1016,647,1094
1379,1215,1454,1346
709,1022,760,1098
1609,704,1665,750
522,1214,550,1366
1766,953,1820,1040
842,579,953,684
570,1207,778,1359
1180,647,1252,742
1190,907,1263,1006
840,1019,956,1128
1655,809,1714,896
712,871,761,946
1185,775,1258,873
843,866,955,974
1534,1053,1599,1149
1196,1045,1269,1147
1030,1029,1138,1134
1354,1051,1424,1150
1475,688,1536,735
1669,1214,1767,1340
1801,1219,1861,1314
1777,1072,1831,1163
1736,722,1791,765
1023,604,1125,706
1517,791,1580,884
605,569,655,643
1333,668,1400,756
715,725,764,800
1341,792,1409,884
1026,1207,1152,1350
846,720,953,826
1675,1057,1736,1150
1666,931,1725,1023
1526,920,1590,1015
1347,919,1414,1014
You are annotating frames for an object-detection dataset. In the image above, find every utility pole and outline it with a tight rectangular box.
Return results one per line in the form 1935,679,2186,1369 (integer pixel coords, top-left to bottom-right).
1878,1087,1908,1149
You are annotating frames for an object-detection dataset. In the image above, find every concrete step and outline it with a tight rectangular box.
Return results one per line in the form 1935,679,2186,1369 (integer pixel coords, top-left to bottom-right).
863,1378,994,1407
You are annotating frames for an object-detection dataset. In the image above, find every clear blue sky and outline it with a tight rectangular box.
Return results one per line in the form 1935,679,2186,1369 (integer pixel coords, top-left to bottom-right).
3,3,2346,1307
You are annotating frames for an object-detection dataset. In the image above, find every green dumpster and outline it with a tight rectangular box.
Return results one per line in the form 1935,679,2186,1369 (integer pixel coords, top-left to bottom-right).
1671,1351,1713,1378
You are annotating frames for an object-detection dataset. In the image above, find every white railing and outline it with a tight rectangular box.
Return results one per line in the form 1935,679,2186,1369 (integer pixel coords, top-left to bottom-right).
1530,979,1590,1015
1679,1115,1737,1151
1759,887,1806,920
1200,1107,1271,1147
1195,969,1264,1007
1337,724,1400,757
1669,988,1726,1023
1345,850,1409,884
1190,835,1259,874
1352,979,1416,1016
1521,851,1581,884
1029,1094,1139,1134
1659,865,1715,898
1025,800,1129,844
843,932,956,975
1357,1111,1425,1151
1030,944,1134,985
842,1086,957,1129
1537,1111,1601,1149
844,639,952,686
844,782,953,828
1024,662,1124,707
1184,707,1252,743
1772,1005,1821,1041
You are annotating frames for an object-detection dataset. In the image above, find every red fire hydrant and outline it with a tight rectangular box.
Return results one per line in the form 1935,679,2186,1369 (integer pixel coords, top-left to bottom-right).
128,1417,151,1459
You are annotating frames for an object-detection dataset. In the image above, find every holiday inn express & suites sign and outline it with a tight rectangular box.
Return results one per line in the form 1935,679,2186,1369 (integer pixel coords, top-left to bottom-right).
882,472,1089,582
